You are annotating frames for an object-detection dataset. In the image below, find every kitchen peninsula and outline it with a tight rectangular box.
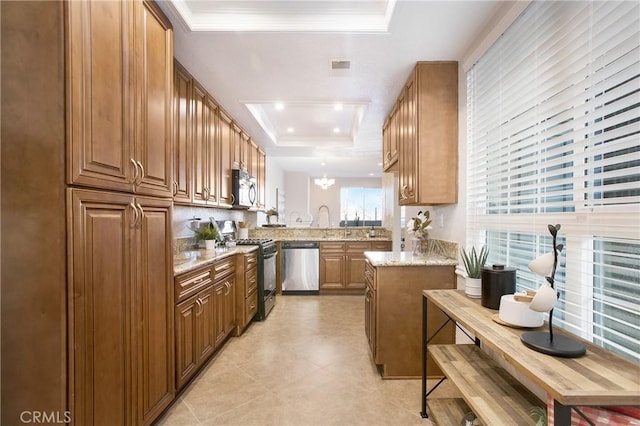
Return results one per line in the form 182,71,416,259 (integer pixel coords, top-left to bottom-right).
364,240,458,378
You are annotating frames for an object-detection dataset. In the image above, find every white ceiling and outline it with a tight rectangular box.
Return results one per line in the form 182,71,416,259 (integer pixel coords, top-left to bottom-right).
158,0,506,178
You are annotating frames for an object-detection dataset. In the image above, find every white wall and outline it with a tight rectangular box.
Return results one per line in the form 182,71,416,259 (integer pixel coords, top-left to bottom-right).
258,156,286,226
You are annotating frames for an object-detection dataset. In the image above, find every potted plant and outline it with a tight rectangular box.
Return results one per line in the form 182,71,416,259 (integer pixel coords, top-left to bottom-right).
266,207,278,225
194,223,220,250
460,245,488,298
407,211,432,255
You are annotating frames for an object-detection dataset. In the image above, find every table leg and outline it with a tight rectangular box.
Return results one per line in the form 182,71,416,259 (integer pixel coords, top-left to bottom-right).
554,399,571,425
421,295,428,418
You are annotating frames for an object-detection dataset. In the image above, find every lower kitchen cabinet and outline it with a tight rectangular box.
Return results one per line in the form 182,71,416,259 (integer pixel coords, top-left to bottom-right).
320,241,391,292
69,189,174,426
365,259,455,378
235,251,258,335
174,257,236,391
175,287,215,390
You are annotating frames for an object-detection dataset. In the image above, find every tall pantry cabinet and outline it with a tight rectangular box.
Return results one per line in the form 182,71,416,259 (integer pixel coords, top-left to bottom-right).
67,1,175,425
1,1,175,425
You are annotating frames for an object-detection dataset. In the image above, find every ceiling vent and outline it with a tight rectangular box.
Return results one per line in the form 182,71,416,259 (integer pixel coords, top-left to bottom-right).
331,60,351,70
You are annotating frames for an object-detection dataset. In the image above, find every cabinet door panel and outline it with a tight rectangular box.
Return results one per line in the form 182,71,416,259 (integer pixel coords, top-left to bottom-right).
218,112,233,207
213,283,226,347
346,254,367,289
136,197,174,424
198,286,216,361
320,255,344,289
68,0,134,192
173,61,192,203
192,82,208,205
223,277,236,335
135,0,173,198
175,295,198,390
70,189,134,426
206,97,219,205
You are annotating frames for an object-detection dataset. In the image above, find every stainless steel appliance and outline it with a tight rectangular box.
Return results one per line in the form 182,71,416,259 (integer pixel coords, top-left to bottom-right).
281,241,319,294
235,238,277,320
231,169,256,209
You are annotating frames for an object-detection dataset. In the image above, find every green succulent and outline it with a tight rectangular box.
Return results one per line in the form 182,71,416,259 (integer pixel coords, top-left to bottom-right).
460,245,489,278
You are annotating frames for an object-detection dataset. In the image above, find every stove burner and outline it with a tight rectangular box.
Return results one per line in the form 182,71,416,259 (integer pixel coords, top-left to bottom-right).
236,238,273,246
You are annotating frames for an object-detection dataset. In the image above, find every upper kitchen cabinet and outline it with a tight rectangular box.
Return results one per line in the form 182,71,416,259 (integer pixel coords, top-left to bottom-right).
391,62,458,205
257,148,266,210
218,110,234,207
68,0,173,198
172,60,192,204
382,103,399,172
191,81,209,205
205,95,220,205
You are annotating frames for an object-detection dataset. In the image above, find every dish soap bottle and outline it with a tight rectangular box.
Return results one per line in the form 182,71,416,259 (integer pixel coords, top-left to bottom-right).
369,226,376,238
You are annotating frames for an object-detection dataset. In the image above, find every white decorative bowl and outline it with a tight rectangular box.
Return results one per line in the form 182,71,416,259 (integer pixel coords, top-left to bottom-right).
498,294,544,328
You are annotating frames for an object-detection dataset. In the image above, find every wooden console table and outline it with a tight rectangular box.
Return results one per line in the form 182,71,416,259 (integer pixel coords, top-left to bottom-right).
421,289,640,425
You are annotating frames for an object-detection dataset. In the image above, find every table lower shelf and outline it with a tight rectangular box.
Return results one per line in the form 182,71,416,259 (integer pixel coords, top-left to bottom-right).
427,398,471,425
429,344,544,425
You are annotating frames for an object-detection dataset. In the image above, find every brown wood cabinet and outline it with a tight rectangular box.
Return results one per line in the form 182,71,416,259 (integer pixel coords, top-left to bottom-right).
320,241,392,292
172,60,193,204
384,62,458,205
218,110,234,207
257,148,266,210
68,0,173,198
174,256,236,390
364,259,455,378
192,81,208,205
235,251,259,335
69,188,174,425
205,95,220,205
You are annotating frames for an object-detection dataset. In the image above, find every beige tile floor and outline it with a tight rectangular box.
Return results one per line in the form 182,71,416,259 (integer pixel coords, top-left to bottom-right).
157,295,458,426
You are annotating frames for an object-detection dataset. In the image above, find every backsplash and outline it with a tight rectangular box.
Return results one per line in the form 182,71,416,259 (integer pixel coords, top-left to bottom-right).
173,205,254,238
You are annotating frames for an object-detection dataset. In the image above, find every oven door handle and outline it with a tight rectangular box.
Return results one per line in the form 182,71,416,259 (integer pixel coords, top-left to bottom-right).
263,251,278,259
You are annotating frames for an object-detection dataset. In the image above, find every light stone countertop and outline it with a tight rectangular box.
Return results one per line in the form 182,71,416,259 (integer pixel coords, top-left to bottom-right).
364,251,458,267
273,236,392,242
174,246,257,276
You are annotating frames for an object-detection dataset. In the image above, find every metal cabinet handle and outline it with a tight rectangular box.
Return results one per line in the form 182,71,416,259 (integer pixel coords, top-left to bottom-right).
224,281,230,296
230,193,235,205
136,161,145,186
386,152,391,160
129,202,139,228
192,277,204,285
131,159,139,186
195,299,203,316
173,181,178,196
400,184,408,199
136,203,144,227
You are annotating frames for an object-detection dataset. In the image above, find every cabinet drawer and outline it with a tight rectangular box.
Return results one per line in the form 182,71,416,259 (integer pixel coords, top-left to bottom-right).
246,266,257,297
346,241,371,252
364,261,376,289
245,290,258,324
212,256,235,281
244,251,258,270
175,266,212,302
320,242,345,252
371,241,392,251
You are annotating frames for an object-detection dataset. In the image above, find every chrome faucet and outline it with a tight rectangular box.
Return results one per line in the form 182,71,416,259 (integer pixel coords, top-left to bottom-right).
344,213,351,237
317,205,330,227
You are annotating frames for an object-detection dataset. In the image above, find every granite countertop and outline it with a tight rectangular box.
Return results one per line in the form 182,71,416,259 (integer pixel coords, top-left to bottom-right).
174,246,257,276
364,251,458,267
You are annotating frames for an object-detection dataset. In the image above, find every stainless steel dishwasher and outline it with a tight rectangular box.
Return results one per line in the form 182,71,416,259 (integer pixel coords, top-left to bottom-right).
281,241,319,294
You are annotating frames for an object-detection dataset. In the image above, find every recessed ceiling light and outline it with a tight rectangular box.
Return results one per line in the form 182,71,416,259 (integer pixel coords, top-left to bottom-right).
287,127,294,133
378,162,383,166
369,173,375,176
334,103,343,111
275,102,285,111
333,127,340,133
320,162,326,166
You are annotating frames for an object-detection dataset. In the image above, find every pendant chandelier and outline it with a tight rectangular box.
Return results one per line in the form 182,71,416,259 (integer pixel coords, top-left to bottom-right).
314,177,335,189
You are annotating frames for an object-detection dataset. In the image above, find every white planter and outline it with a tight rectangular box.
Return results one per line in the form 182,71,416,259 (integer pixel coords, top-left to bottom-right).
465,277,482,298
204,240,216,250
267,215,277,225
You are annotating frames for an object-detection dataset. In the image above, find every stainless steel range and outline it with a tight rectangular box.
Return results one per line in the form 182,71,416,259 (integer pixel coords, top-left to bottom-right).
235,238,277,320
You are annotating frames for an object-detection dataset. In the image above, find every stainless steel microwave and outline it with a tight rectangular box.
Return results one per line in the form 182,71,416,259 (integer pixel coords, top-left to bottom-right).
231,169,256,209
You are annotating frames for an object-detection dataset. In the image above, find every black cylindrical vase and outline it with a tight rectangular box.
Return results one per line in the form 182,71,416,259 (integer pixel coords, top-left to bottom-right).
481,264,516,309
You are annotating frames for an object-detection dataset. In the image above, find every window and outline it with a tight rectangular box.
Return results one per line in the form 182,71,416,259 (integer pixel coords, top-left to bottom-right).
467,1,640,361
340,187,382,226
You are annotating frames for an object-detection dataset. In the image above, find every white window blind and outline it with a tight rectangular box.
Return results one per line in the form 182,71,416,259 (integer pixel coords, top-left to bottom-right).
467,1,640,362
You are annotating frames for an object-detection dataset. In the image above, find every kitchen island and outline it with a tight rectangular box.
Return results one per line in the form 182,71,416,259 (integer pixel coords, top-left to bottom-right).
364,245,458,379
